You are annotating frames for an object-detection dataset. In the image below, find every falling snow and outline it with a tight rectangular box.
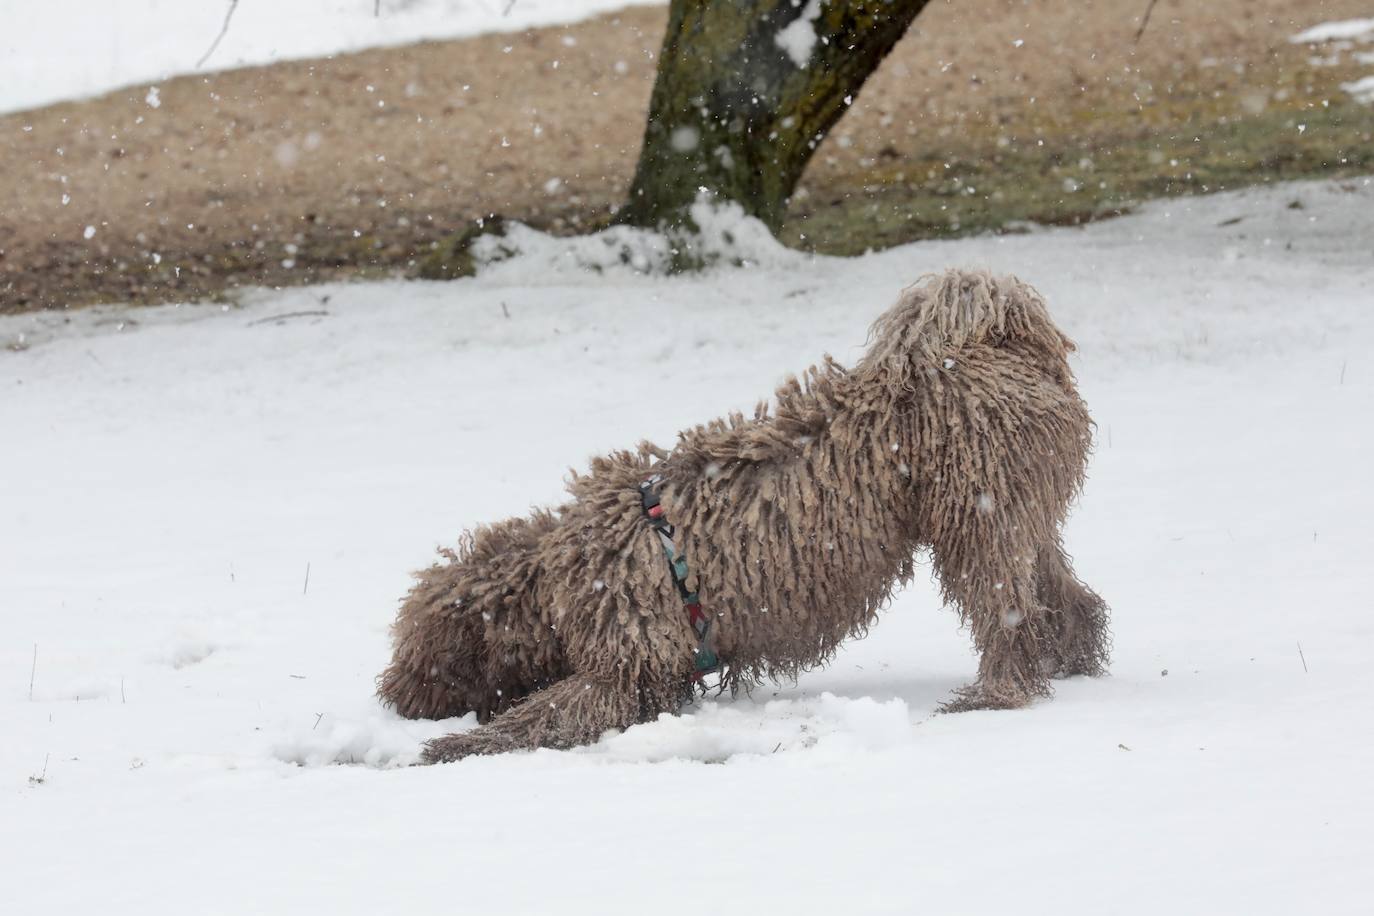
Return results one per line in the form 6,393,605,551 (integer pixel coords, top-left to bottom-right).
669,125,700,153
774,0,825,69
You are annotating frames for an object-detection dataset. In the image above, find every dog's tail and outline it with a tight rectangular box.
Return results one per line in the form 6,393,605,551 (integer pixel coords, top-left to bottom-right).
861,269,1076,390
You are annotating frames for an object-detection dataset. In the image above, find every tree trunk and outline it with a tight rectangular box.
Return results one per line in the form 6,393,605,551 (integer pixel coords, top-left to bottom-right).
620,0,932,233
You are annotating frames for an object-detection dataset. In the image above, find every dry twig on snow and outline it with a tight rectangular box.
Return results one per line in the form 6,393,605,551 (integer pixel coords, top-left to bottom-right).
198,0,241,68
1134,0,1161,44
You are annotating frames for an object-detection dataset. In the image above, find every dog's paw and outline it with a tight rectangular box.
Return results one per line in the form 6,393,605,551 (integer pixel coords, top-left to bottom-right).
418,731,519,764
1049,656,1108,680
938,684,1035,714
418,734,481,765
1046,638,1111,680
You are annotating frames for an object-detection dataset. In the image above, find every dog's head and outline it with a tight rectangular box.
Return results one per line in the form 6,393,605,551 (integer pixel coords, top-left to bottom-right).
858,269,1077,395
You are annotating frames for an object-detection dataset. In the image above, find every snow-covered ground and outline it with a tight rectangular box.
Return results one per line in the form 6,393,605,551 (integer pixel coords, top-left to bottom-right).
0,0,663,115
4,177,1372,913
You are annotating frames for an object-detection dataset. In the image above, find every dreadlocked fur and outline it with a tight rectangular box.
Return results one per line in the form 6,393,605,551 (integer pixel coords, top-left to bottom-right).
379,269,1110,763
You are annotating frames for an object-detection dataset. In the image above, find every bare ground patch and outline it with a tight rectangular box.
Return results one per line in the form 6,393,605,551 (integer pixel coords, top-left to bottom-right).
2,0,1371,312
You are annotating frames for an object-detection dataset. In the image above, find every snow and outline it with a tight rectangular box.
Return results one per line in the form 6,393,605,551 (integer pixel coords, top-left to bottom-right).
4,176,1374,913
774,0,824,68
1342,75,1374,103
473,195,795,275
0,0,667,115
669,124,701,153
1290,18,1374,44
1292,16,1374,103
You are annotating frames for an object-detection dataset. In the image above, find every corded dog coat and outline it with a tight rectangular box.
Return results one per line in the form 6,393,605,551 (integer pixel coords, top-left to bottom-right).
378,269,1110,763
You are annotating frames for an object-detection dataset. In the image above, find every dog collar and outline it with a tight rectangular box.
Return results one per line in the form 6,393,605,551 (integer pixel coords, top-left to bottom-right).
639,475,720,678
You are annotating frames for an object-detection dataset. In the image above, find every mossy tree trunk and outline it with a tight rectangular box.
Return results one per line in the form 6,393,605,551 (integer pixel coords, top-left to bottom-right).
620,0,932,233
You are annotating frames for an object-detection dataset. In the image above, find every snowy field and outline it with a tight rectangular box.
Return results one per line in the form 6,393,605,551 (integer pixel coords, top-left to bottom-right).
4,177,1373,913
0,0,664,115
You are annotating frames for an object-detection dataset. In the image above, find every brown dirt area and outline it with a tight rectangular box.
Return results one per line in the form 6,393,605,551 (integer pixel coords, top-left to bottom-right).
2,0,1372,313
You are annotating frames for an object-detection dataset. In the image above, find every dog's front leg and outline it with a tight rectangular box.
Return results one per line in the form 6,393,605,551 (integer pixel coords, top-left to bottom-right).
927,520,1060,712
940,585,1058,712
418,671,647,763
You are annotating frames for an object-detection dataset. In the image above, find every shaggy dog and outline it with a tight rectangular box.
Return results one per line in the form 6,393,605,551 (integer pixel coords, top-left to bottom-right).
379,269,1110,763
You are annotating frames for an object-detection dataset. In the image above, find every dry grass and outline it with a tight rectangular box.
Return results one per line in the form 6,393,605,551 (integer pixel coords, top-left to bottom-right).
1,0,1371,312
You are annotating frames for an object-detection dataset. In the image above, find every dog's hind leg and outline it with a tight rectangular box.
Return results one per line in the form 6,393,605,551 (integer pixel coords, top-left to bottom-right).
418,670,670,763
378,563,488,721
1036,542,1111,678
378,511,562,723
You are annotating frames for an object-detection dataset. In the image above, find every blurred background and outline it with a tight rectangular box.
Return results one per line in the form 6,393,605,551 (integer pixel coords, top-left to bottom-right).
2,0,1371,312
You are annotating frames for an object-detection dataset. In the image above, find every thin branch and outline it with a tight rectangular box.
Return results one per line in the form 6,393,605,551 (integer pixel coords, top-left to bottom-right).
198,0,241,69
1134,0,1161,44
29,643,37,701
245,310,330,327
29,753,50,786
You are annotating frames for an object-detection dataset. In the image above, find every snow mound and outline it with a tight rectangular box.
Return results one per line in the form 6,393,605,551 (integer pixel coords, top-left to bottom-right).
271,695,911,768
475,197,803,280
584,693,913,763
163,637,219,670
270,713,472,768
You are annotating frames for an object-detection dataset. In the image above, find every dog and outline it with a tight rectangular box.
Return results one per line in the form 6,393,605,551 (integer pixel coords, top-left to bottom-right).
378,269,1110,762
